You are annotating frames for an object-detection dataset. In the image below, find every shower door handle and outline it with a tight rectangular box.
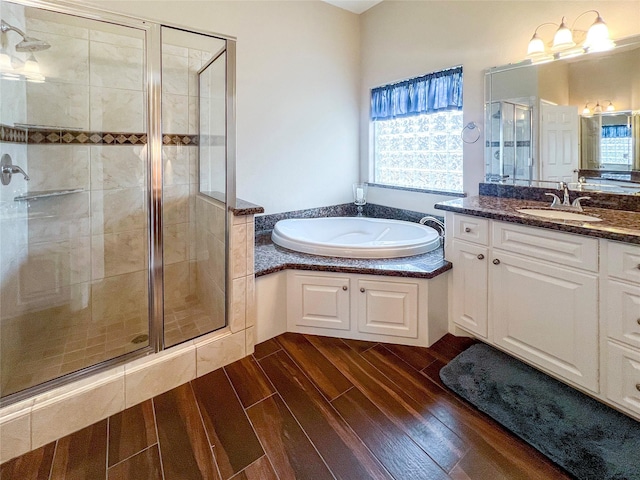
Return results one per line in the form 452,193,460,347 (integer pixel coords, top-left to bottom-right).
1,154,30,185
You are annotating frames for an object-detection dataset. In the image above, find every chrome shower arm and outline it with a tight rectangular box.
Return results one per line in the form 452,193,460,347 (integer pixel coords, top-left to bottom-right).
1,20,28,39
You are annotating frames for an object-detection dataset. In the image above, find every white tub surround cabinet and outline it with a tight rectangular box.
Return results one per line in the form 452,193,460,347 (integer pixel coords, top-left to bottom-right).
286,270,448,347
445,212,640,421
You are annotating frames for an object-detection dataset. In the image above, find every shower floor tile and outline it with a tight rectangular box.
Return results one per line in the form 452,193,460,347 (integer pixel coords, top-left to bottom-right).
1,333,573,480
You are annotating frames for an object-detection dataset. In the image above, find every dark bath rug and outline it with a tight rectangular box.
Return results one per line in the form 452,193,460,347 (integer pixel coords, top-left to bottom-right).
440,343,640,480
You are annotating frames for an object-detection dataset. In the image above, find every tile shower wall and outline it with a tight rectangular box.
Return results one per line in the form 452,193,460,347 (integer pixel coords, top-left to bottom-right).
0,12,150,396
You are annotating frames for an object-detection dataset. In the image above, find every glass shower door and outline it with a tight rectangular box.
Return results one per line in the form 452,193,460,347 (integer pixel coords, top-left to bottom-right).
0,3,150,399
160,27,227,348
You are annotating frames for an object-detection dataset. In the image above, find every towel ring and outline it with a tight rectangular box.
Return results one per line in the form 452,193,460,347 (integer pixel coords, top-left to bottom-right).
461,122,481,144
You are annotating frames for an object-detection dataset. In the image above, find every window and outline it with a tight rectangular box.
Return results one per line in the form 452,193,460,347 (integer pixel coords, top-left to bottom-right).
600,124,632,168
371,67,463,193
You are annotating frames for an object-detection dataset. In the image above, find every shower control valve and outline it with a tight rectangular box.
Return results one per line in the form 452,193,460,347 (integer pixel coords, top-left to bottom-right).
1,154,30,186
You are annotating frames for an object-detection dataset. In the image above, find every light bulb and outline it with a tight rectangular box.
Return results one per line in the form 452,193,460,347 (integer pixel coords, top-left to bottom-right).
582,104,591,115
593,101,602,114
23,54,40,75
606,101,615,112
552,17,575,51
527,33,546,57
584,14,615,52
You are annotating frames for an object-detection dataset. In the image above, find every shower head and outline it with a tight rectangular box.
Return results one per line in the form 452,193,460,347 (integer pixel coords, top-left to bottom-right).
1,20,50,52
15,36,50,52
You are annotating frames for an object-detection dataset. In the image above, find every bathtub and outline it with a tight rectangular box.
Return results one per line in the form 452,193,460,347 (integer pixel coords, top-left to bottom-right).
271,217,441,258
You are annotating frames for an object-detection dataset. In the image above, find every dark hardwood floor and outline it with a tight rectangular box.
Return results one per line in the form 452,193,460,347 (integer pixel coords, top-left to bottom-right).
0,333,573,480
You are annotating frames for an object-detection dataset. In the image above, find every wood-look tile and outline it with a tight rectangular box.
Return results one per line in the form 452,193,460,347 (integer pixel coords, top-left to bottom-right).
229,456,278,480
108,400,157,467
277,332,352,401
332,387,449,480
246,395,334,480
154,383,219,480
444,334,478,354
0,443,55,480
421,358,449,390
191,369,264,479
259,350,392,480
427,334,469,363
224,356,274,408
365,345,572,480
252,338,281,360
107,445,162,480
384,343,438,371
306,334,467,473
50,419,107,480
340,338,379,354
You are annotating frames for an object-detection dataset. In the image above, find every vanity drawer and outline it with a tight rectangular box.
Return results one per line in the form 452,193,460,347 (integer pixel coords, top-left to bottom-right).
492,221,599,272
604,280,640,349
605,241,640,284
605,341,640,417
452,215,489,246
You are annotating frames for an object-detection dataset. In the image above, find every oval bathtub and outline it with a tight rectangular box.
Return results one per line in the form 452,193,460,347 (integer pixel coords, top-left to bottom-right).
271,217,441,259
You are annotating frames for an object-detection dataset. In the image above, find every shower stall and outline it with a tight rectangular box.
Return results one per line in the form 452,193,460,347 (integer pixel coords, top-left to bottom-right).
0,0,235,404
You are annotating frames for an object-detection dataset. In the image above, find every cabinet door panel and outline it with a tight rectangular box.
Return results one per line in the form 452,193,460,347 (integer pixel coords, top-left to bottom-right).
451,240,489,338
357,280,418,338
606,341,640,416
288,274,350,330
491,252,598,392
604,280,640,349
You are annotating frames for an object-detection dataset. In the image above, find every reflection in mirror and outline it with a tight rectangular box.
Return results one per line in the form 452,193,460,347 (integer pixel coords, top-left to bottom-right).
485,34,640,194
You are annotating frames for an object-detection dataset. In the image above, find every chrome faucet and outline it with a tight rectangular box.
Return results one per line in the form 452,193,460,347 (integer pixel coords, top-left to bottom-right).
545,181,590,212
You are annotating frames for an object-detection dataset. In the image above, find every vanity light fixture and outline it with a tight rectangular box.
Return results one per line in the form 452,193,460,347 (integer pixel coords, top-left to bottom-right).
526,10,615,59
582,100,615,115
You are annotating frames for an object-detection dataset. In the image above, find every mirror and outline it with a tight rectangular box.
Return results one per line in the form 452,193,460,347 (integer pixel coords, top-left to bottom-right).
485,34,640,194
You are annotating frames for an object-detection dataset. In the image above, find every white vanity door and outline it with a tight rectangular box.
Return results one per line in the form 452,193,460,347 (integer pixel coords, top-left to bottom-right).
451,240,489,339
491,251,599,392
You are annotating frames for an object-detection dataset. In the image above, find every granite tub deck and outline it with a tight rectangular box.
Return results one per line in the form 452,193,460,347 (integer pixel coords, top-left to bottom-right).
254,231,452,279
435,196,640,245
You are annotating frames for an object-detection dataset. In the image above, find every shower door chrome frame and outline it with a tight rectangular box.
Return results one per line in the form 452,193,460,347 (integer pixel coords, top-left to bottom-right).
0,0,237,406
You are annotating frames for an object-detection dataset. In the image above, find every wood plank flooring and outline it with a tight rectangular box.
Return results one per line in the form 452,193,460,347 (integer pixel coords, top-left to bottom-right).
0,333,573,480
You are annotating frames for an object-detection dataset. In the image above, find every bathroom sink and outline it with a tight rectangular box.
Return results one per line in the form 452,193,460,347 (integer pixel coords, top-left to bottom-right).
516,208,602,222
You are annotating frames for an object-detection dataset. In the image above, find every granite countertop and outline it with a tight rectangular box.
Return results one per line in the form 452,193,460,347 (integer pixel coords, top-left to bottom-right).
435,196,640,245
254,233,452,279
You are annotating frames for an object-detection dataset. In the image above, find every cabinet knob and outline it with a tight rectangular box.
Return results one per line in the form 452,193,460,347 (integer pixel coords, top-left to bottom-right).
477,254,485,260
637,264,640,270
493,259,501,265
360,287,365,293
342,285,348,291
637,318,640,326
636,384,640,393
464,227,471,233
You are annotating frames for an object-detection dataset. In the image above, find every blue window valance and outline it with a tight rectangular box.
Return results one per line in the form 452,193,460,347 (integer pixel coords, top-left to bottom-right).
370,66,463,121
602,125,631,138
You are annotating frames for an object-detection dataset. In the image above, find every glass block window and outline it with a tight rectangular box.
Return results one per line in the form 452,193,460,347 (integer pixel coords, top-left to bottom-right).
373,110,464,192
600,137,633,167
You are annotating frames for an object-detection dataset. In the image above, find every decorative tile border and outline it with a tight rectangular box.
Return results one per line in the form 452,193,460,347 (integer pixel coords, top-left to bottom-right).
0,124,207,146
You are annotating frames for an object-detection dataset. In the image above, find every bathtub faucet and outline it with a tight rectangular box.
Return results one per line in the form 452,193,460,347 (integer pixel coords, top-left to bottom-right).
419,216,445,245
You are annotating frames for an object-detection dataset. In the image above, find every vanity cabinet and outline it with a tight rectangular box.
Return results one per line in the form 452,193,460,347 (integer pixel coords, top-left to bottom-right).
601,241,640,416
286,270,447,347
448,213,599,393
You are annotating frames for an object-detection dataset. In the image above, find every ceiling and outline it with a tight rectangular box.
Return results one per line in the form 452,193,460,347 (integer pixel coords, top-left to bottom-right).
322,0,383,14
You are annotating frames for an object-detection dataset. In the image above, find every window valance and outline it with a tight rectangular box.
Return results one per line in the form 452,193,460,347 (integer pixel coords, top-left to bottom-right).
602,125,631,138
370,66,463,121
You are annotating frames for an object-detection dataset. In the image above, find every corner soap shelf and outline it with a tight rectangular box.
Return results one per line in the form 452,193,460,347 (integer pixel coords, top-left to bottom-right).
14,188,84,201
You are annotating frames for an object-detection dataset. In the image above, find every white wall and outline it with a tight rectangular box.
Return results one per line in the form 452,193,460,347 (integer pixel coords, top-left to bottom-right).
80,0,361,215
360,1,640,214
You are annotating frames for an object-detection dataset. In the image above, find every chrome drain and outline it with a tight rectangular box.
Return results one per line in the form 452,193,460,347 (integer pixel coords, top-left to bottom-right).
131,334,149,344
